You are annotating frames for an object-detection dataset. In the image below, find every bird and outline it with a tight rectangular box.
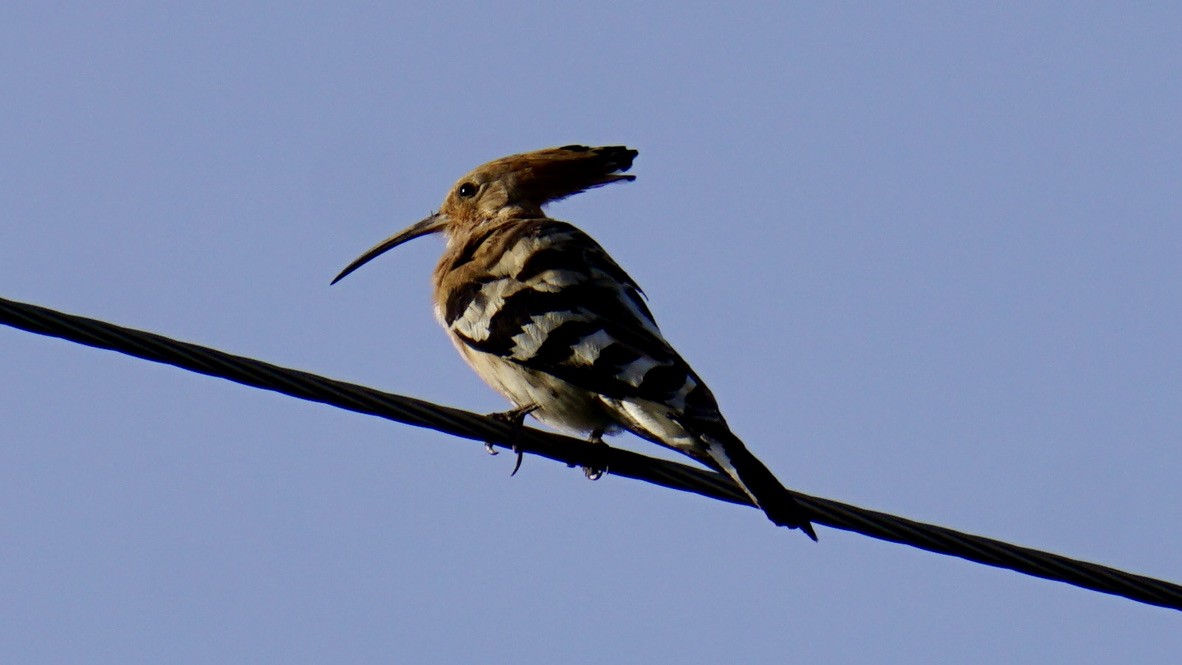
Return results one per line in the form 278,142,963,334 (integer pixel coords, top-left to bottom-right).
332,145,817,540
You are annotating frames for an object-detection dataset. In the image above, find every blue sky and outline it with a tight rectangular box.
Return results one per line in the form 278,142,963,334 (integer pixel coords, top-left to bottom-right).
2,3,1179,663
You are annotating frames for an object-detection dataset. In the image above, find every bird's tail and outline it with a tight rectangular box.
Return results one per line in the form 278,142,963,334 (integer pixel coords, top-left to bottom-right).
702,431,818,541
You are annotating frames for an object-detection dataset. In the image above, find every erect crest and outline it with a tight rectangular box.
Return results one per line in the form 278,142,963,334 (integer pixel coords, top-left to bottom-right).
452,145,638,208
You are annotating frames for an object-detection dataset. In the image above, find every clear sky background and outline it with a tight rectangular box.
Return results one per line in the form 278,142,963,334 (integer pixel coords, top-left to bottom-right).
2,3,1180,663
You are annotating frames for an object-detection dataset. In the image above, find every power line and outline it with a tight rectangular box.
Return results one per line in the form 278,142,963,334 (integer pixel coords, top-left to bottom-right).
2,294,1179,611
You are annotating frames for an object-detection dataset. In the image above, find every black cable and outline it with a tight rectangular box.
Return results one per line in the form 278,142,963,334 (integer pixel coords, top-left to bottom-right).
2,294,1179,611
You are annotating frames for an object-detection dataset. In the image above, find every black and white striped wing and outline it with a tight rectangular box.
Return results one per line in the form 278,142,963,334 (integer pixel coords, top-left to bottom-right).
443,221,721,423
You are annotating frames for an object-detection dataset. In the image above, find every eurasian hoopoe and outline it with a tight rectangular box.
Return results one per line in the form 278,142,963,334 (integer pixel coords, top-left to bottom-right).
332,145,817,540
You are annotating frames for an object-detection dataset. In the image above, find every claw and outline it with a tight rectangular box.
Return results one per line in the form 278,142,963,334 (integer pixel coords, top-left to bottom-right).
485,404,537,475
581,429,609,481
510,445,524,476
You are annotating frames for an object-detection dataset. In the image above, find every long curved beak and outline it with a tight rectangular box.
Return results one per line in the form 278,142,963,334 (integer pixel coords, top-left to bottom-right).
331,213,448,285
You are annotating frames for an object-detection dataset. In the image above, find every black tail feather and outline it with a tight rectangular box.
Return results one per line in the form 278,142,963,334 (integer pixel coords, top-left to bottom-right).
707,431,818,541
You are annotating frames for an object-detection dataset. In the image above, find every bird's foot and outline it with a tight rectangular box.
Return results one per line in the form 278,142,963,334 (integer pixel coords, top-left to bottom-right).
485,404,537,476
581,430,610,481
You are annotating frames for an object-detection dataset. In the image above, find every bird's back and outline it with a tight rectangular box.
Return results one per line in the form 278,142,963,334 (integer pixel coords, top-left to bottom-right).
433,218,726,467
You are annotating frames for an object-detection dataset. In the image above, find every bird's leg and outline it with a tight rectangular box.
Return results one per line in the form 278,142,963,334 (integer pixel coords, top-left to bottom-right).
582,429,610,481
484,404,538,476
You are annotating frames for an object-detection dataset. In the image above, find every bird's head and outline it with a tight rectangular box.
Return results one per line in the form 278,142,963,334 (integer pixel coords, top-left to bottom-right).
331,145,637,284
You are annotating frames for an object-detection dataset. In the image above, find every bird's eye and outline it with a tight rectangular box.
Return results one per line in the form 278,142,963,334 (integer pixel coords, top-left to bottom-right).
457,182,478,198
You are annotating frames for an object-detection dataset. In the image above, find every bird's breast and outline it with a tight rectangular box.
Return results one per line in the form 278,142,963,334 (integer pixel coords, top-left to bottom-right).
452,340,616,435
